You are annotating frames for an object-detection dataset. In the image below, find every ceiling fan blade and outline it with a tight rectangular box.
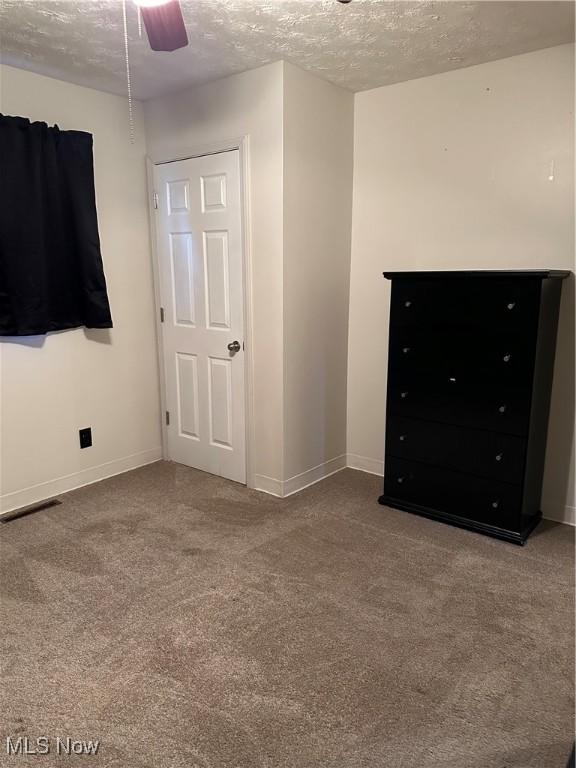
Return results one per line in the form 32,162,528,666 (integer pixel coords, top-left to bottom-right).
141,0,188,52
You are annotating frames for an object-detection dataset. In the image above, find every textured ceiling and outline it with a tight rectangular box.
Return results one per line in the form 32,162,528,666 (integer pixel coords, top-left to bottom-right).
0,1,574,101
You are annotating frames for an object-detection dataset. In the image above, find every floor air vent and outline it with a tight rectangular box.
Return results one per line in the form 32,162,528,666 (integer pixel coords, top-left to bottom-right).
1,499,62,524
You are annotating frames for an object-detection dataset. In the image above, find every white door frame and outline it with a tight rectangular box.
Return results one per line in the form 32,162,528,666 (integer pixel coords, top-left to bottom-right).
146,136,256,490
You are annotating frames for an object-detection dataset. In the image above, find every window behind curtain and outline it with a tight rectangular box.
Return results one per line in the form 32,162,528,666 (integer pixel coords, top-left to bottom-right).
0,114,113,336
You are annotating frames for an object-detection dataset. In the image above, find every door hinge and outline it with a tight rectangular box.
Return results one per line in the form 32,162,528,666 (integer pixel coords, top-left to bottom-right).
153,192,159,210
165,411,170,426
160,307,165,323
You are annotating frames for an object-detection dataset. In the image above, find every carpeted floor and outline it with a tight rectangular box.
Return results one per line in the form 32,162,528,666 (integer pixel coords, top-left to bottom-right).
0,462,574,768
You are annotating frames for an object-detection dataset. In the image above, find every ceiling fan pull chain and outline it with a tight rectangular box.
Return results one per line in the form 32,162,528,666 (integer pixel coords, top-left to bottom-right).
122,0,135,145
137,5,143,38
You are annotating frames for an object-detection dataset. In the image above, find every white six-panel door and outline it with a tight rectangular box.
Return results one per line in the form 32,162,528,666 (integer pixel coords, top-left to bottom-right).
154,151,246,483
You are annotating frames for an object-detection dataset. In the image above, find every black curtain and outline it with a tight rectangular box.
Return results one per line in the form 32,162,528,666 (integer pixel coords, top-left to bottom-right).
0,115,112,336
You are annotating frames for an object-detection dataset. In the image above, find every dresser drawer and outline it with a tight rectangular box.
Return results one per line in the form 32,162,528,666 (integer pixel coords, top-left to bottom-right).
384,457,522,531
390,277,540,331
388,328,536,389
386,416,526,484
387,381,530,435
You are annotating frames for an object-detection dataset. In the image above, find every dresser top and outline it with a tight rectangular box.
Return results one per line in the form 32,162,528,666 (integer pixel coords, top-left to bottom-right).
383,270,570,280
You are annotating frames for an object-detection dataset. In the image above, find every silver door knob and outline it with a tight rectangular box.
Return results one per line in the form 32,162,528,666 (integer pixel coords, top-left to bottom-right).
227,340,241,354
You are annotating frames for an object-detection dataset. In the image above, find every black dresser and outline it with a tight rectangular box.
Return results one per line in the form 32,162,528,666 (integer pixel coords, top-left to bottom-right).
379,270,569,544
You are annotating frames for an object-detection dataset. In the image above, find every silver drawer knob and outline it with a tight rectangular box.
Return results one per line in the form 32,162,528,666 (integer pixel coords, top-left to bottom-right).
399,434,407,442
498,405,507,413
397,477,404,484
402,347,411,354
404,300,412,308
491,500,500,509
401,392,408,399
506,302,516,310
503,354,511,362
495,453,503,462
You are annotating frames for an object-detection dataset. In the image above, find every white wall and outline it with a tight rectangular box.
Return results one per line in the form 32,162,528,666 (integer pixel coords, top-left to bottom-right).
0,66,162,513
282,63,354,491
144,62,285,488
347,44,575,523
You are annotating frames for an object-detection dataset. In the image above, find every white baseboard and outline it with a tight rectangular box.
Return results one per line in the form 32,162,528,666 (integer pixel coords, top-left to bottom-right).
346,453,384,477
282,454,347,497
0,447,163,515
5,445,573,528
253,474,284,497
254,454,347,498
543,504,576,527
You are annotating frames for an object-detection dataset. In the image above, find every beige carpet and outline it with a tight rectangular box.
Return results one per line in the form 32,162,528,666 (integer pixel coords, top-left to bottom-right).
0,462,574,768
